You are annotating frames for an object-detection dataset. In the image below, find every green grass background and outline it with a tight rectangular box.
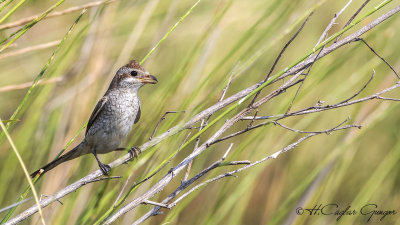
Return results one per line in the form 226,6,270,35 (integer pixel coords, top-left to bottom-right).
0,0,399,224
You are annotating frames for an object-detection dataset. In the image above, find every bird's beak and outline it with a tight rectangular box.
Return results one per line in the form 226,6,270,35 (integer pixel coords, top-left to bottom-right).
139,74,158,84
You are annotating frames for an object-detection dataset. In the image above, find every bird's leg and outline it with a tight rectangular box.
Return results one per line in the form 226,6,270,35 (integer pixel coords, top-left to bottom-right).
92,147,111,176
115,147,141,160
129,146,141,160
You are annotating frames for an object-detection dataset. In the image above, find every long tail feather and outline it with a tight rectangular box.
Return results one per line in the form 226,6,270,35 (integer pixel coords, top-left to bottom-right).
30,142,88,178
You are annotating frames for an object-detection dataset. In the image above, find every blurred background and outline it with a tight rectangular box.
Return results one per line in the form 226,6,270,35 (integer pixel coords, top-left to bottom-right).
0,0,399,224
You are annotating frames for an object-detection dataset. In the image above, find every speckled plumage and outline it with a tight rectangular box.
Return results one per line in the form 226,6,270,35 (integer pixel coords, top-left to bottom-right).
31,60,157,177
85,87,140,154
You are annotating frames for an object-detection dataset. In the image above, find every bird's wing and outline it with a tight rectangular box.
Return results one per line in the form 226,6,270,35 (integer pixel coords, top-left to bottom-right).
86,96,108,135
134,105,141,124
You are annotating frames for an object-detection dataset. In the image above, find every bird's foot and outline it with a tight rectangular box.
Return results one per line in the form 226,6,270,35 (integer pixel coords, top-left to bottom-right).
99,163,111,176
129,147,141,160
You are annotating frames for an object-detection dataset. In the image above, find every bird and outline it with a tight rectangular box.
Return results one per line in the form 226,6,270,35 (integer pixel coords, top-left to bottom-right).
30,60,157,177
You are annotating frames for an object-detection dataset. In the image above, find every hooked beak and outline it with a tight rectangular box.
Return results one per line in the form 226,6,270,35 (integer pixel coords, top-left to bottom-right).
139,74,158,84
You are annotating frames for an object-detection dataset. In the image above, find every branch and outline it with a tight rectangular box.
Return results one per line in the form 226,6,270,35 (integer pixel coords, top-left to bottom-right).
242,81,400,121
316,0,353,46
357,38,399,79
248,12,313,106
132,143,250,224
149,111,185,141
133,123,358,224
335,0,370,42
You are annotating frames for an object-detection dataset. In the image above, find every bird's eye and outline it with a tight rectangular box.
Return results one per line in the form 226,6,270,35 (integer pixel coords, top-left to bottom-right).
130,71,138,76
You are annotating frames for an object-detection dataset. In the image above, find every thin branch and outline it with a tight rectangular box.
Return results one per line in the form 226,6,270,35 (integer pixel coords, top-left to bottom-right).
376,96,400,101
248,12,314,107
242,81,400,121
337,70,375,105
285,0,352,112
357,38,399,79
273,118,360,134
285,47,324,113
316,0,353,47
82,176,121,185
177,128,354,203
137,132,191,187
113,173,133,206
133,124,357,224
335,0,370,42
133,143,246,224
184,77,233,181
183,120,204,181
219,72,233,102
142,200,169,209
149,111,184,141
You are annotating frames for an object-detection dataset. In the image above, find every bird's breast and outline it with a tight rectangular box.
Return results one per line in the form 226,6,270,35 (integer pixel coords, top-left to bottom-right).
86,90,140,153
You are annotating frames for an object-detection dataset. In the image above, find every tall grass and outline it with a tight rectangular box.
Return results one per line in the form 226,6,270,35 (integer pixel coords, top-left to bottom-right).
0,0,399,224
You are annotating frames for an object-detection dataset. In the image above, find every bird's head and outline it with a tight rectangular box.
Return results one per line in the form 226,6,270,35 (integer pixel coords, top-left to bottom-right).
110,60,158,90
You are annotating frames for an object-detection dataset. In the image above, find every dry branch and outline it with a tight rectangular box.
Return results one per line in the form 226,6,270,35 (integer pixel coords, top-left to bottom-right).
133,123,359,224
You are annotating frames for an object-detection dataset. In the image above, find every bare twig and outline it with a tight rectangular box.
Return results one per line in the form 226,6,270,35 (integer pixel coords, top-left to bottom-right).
133,143,246,224
285,47,324,113
133,124,357,224
273,118,360,134
335,0,370,42
284,1,352,112
248,12,314,107
316,0,353,47
286,0,353,113
219,72,233,102
82,176,121,185
184,77,233,181
376,96,400,101
113,173,133,206
183,120,204,181
337,70,375,104
149,111,184,141
242,81,400,121
142,200,169,208
136,132,191,187
357,38,399,79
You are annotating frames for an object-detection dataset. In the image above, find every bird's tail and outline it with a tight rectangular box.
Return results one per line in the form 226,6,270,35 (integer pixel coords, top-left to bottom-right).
30,142,88,178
